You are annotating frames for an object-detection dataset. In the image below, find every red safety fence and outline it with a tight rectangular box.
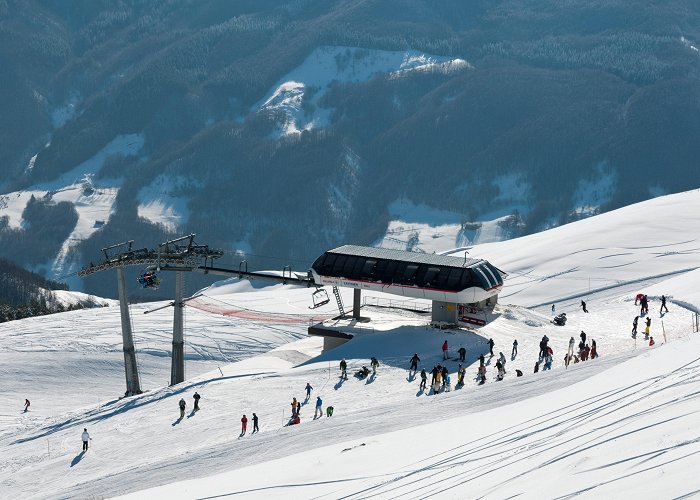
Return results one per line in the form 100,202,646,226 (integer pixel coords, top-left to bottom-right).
185,296,332,325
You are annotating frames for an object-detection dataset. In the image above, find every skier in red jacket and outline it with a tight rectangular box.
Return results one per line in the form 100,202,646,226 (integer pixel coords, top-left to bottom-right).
241,414,248,435
442,340,448,360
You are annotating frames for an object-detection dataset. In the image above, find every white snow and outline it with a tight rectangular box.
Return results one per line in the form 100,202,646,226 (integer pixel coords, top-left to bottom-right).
376,199,519,252
255,46,470,137
0,135,146,283
136,175,192,230
3,188,700,498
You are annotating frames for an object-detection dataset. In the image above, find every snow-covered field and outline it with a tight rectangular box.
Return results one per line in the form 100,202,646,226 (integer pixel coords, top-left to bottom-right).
2,189,700,498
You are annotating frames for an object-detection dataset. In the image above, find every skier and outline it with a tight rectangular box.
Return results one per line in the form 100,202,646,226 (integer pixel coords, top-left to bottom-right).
498,352,507,372
178,398,186,419
632,316,639,337
409,353,420,372
649,336,655,347
640,295,649,315
543,354,553,370
581,344,590,361
441,365,448,388
590,340,598,359
442,340,449,360
252,413,259,434
457,364,465,386
339,359,347,380
241,414,248,435
581,300,588,313
551,303,556,316
445,374,452,392
419,368,427,390
314,397,323,419
81,428,90,452
305,383,313,400
511,339,518,359
495,360,504,380
645,317,652,338
370,357,379,375
458,346,466,362
580,330,587,345
24,399,30,412
326,406,334,417
430,365,438,385
539,336,549,360
661,295,669,313
477,364,487,384
487,338,495,356
297,401,301,417
434,371,442,393
479,354,485,366
568,337,575,357
193,392,201,411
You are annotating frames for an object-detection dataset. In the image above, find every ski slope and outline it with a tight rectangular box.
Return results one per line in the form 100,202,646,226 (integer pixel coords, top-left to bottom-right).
2,190,700,499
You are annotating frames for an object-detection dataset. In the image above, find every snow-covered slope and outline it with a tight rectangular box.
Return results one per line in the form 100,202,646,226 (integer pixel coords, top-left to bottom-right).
2,189,700,498
255,46,469,137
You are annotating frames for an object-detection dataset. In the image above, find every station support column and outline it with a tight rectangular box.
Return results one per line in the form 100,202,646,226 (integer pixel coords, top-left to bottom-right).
171,271,185,385
353,288,361,320
117,267,142,396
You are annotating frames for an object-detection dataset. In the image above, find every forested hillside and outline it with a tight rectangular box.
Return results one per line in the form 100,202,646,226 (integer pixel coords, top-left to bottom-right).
2,0,700,297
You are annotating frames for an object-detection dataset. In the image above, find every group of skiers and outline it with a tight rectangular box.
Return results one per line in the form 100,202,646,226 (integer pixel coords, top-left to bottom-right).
632,293,667,346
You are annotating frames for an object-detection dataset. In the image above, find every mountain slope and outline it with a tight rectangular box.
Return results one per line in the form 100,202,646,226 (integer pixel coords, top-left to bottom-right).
3,1,700,296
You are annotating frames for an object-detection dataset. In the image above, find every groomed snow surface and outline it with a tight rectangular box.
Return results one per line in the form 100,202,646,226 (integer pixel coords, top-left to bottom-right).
2,189,700,499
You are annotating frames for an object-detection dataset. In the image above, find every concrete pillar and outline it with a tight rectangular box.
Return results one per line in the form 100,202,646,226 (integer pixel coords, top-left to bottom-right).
353,288,361,320
171,271,185,386
117,267,141,396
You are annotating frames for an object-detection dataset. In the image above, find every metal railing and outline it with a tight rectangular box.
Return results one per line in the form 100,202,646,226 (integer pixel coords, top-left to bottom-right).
362,295,431,313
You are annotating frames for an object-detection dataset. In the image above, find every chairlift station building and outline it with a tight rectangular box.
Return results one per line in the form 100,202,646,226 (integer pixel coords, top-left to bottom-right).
310,245,505,326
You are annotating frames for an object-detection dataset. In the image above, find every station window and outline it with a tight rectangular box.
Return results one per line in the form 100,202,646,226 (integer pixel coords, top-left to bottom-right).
360,259,377,279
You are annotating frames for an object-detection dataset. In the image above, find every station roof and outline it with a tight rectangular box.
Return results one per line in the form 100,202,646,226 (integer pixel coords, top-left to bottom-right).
326,245,482,268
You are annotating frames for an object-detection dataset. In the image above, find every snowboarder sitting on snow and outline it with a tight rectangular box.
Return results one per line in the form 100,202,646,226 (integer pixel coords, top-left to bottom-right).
355,366,370,379
649,336,655,347
326,406,334,417
516,369,523,377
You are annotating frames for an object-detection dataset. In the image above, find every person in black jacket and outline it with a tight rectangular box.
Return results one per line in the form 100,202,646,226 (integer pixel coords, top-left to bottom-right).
430,365,438,385
419,369,427,390
458,347,466,362
252,413,259,434
487,338,495,356
409,353,420,372
581,300,589,313
193,392,201,411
